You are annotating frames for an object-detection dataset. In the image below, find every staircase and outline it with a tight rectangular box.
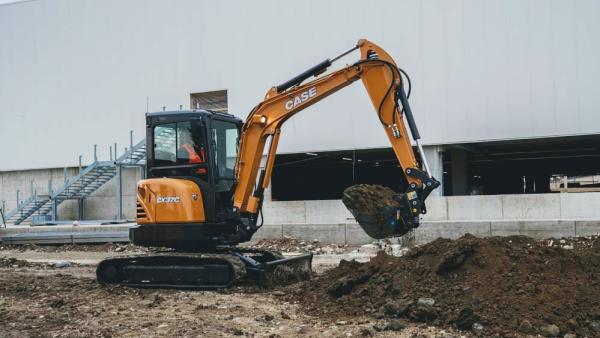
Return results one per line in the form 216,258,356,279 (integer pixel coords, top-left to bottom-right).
4,138,147,225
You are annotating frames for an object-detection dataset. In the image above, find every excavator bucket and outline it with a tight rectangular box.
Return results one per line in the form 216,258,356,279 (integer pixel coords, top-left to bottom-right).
342,184,413,239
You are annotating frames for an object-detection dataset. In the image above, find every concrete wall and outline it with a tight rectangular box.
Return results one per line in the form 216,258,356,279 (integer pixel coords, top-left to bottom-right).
2,167,599,244
3,165,600,224
263,192,600,225
2,0,600,171
0,167,80,220
253,220,600,246
0,166,142,221
259,193,600,244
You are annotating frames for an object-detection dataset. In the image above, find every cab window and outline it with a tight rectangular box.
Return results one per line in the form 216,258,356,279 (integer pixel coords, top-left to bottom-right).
153,120,206,168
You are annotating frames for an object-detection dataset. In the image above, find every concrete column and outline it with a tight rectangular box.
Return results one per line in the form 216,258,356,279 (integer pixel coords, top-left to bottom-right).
450,149,468,196
422,146,444,196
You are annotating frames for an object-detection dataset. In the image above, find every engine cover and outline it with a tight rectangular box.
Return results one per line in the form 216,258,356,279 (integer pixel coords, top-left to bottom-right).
136,178,205,224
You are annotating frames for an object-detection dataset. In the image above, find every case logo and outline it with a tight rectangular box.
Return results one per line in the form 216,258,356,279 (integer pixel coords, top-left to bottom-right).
285,87,317,110
157,196,180,203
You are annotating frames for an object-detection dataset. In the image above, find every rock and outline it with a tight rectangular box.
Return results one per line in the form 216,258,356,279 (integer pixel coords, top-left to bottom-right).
233,328,244,336
53,261,71,268
297,325,308,334
382,300,410,316
359,244,380,255
590,321,600,332
372,323,384,332
472,322,484,333
264,314,274,321
409,304,438,322
384,319,406,331
336,320,348,325
389,244,402,256
373,310,385,319
272,291,285,296
452,307,480,330
48,298,65,308
566,318,578,329
115,246,125,252
563,334,576,338
417,297,435,307
280,311,290,320
524,283,535,293
541,324,560,337
518,319,533,334
359,328,372,337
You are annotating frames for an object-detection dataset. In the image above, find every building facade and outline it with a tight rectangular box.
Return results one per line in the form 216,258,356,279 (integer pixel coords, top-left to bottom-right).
1,0,600,225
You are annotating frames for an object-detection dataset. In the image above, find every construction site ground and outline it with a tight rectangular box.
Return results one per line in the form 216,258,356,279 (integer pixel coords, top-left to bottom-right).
0,239,459,338
1,235,599,337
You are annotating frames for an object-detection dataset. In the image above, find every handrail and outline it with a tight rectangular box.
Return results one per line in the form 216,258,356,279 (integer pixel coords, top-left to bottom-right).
0,204,6,227
50,162,99,200
116,139,146,164
4,194,36,220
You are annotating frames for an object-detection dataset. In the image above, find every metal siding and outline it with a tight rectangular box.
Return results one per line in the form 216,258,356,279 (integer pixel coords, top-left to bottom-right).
0,0,599,170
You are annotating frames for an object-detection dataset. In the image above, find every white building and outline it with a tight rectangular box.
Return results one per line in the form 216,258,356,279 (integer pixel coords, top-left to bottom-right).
1,0,600,227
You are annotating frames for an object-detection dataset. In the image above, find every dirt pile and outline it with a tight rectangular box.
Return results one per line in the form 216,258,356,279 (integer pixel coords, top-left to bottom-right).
292,234,600,337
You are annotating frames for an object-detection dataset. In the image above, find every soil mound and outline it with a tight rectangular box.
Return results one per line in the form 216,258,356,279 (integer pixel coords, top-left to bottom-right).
293,234,600,336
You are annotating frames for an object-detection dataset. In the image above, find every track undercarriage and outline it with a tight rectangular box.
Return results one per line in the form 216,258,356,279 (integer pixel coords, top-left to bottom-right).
96,248,313,289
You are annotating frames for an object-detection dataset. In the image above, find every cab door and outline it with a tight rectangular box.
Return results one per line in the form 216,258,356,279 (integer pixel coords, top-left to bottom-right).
209,118,241,220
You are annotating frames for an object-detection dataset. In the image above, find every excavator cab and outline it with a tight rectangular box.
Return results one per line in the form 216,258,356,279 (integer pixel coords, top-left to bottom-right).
131,110,247,249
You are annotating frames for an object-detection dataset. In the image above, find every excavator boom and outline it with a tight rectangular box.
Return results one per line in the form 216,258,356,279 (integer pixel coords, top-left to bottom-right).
233,39,439,238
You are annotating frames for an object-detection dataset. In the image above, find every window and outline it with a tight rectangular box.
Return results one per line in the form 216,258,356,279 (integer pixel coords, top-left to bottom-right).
153,123,177,164
211,120,239,191
191,90,228,112
153,120,206,167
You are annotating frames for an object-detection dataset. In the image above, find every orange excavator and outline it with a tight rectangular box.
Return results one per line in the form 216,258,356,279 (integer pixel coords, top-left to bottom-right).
96,39,439,288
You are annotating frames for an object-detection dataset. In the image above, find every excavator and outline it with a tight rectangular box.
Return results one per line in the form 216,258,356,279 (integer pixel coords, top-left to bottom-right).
96,39,439,289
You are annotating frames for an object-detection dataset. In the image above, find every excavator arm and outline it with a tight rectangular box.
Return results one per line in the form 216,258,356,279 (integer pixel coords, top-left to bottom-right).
233,39,439,238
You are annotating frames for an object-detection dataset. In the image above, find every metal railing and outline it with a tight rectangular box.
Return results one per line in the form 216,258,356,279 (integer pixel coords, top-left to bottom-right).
4,131,147,225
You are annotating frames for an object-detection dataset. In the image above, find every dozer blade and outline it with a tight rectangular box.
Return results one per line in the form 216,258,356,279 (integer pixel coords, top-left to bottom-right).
342,184,413,239
235,250,313,288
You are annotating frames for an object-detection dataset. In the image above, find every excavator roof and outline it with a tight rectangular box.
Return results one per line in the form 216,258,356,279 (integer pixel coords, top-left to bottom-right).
146,109,242,123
